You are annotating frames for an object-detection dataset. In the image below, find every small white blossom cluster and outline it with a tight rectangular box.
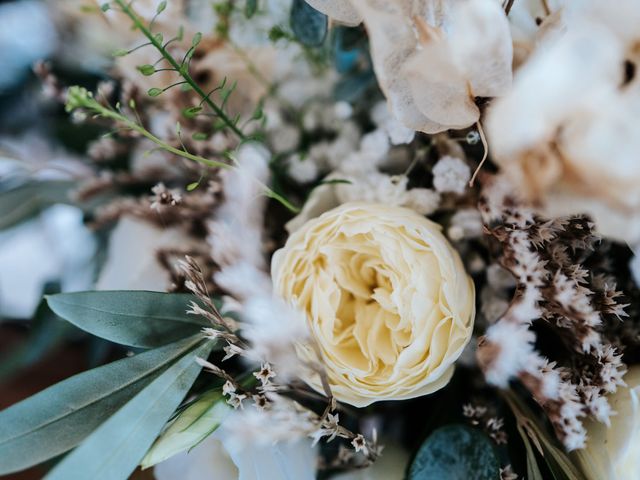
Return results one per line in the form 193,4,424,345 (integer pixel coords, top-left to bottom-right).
432,156,471,195
332,172,440,217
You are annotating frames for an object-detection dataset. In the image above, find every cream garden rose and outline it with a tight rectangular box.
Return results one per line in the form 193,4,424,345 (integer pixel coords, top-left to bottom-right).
576,366,640,480
271,203,475,407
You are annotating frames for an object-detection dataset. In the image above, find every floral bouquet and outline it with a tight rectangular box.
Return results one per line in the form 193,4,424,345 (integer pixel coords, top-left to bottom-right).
0,0,639,479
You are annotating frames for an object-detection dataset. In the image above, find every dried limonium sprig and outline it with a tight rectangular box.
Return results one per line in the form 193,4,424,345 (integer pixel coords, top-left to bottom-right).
477,175,628,450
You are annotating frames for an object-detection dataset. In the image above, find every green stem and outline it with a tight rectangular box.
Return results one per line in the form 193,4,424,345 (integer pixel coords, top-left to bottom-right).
113,0,246,140
96,104,231,170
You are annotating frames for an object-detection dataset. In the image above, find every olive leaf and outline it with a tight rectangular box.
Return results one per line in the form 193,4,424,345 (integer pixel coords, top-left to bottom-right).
45,339,214,480
408,425,500,480
0,180,75,231
47,291,212,348
0,336,204,475
141,389,230,468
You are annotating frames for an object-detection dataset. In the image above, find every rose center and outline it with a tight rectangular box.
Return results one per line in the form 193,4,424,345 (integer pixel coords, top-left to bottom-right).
319,237,410,371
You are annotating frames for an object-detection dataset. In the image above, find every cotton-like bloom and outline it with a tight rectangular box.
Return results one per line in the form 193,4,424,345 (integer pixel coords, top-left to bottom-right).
576,366,640,480
432,156,471,194
486,0,640,243
306,0,512,133
272,203,475,406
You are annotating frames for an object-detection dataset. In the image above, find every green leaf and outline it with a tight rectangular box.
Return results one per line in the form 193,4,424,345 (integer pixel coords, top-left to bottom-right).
183,106,203,118
0,336,203,475
112,48,129,57
245,0,257,18
408,425,499,480
251,105,263,120
0,180,74,231
137,64,156,76
156,0,167,14
186,181,200,191
141,389,229,468
192,32,202,47
191,132,208,141
290,0,327,47
148,87,163,97
46,291,211,348
45,340,214,480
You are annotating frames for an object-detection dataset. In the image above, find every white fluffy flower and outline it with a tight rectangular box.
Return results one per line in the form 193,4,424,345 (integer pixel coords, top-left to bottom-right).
404,188,441,216
447,208,484,240
360,129,390,161
287,154,319,183
371,101,415,145
432,156,471,194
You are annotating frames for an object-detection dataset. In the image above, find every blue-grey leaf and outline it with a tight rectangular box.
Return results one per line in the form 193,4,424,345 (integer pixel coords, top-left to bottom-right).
291,0,327,47
45,339,214,480
47,291,211,348
409,425,500,480
0,336,204,475
0,180,74,231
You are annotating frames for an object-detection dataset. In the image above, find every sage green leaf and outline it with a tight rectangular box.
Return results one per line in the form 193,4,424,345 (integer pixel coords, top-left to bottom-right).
0,336,203,475
0,180,74,231
408,425,499,480
45,339,214,480
290,0,327,47
46,291,211,348
141,389,229,468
